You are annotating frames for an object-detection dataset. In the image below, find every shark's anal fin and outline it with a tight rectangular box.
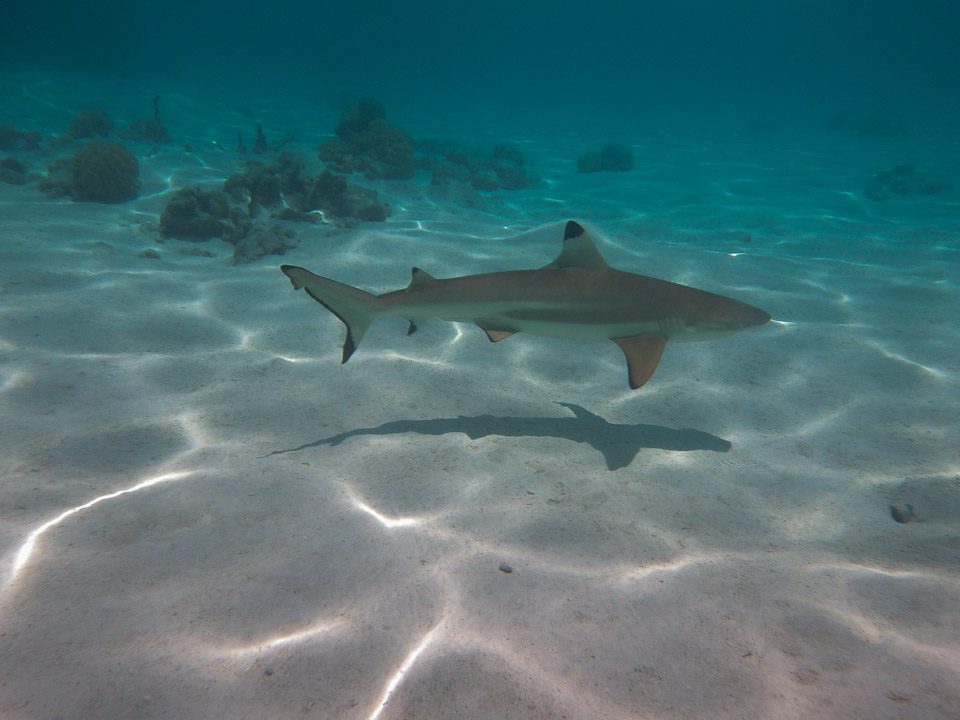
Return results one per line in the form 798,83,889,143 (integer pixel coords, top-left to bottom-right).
613,335,667,389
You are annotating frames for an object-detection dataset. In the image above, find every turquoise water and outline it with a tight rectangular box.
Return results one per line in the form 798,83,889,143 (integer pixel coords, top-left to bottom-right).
1,3,959,719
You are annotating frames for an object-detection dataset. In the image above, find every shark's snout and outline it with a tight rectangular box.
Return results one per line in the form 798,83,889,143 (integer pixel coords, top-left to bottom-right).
748,305,772,327
723,299,771,328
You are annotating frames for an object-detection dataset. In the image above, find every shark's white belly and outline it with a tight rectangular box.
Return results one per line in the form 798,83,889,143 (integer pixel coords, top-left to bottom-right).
403,300,731,343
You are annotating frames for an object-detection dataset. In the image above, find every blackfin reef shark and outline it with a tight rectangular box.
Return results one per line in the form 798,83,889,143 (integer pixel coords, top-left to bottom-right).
281,220,770,388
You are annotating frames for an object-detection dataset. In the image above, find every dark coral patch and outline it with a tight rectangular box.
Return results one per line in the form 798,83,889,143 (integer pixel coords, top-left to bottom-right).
318,98,415,180
67,109,113,139
160,187,233,240
69,140,139,202
865,164,950,201
0,123,41,151
577,143,634,173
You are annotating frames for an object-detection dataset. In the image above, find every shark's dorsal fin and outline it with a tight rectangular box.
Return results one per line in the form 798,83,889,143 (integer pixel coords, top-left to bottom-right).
407,267,436,291
542,220,610,270
613,334,666,389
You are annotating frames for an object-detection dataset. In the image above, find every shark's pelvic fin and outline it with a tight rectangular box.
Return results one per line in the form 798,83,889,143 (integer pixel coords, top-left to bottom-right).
281,265,379,363
613,335,667,389
542,220,610,270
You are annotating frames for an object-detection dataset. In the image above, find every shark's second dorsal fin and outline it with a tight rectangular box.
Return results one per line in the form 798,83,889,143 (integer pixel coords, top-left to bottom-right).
404,267,436,334
542,220,610,270
407,267,436,291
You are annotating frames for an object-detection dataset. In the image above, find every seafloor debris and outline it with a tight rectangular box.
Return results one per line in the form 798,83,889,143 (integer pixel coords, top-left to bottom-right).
419,140,538,191
121,95,171,144
232,225,298,265
0,123,41,151
889,504,917,524
0,157,29,185
827,107,912,137
577,143,634,172
67,108,113,139
318,99,539,192
865,164,949,201
224,153,390,222
159,186,240,240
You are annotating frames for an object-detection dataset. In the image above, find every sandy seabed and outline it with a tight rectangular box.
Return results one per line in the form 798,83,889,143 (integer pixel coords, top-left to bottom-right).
2,74,959,720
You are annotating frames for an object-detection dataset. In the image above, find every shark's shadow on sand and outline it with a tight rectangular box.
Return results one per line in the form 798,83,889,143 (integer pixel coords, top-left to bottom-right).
266,402,731,470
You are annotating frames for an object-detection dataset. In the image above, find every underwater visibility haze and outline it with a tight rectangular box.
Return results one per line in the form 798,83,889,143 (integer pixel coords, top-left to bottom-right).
1,1,959,718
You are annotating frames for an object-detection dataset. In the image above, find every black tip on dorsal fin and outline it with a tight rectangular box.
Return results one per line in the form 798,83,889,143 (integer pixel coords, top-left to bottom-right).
564,220,586,240
407,266,436,291
543,220,609,270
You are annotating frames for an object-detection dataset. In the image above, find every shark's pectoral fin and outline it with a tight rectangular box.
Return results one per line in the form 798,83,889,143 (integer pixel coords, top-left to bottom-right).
475,320,515,342
471,322,513,343
482,328,514,342
613,334,667,389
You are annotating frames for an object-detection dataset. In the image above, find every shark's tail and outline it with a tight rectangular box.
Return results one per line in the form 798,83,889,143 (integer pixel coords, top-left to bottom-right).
281,265,380,363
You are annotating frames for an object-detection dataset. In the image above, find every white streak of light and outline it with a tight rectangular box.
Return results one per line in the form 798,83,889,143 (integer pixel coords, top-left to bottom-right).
368,621,443,720
350,496,422,528
222,618,345,656
7,470,197,586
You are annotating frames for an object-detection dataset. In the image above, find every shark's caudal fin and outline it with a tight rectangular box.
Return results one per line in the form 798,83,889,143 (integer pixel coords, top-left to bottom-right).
281,265,379,363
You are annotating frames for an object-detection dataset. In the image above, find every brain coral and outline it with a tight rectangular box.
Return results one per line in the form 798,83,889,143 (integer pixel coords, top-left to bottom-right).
70,140,139,202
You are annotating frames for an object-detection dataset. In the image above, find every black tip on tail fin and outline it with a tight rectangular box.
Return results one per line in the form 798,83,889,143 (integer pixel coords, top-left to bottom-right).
280,264,377,364
341,332,357,363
